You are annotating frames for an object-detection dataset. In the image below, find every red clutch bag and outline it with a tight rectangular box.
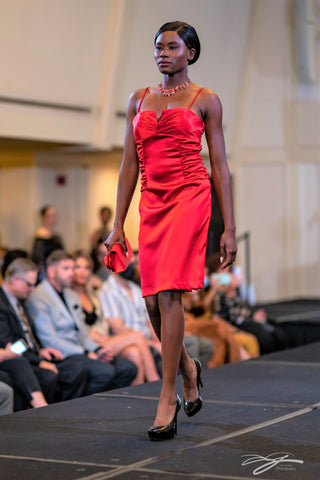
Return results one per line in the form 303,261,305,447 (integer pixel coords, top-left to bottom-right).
104,238,133,273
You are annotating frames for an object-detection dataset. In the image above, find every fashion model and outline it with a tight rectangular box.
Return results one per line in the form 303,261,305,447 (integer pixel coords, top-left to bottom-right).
105,21,237,440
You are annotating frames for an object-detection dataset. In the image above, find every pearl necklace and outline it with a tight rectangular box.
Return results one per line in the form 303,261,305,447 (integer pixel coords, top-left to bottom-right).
158,81,189,97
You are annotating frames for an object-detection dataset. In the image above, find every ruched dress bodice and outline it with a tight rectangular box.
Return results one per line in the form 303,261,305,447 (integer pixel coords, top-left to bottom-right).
133,93,212,297
133,108,209,192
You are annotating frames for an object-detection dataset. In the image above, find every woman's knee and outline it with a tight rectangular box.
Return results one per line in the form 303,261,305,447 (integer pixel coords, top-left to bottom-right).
158,290,183,310
128,331,147,346
121,345,143,367
145,295,160,318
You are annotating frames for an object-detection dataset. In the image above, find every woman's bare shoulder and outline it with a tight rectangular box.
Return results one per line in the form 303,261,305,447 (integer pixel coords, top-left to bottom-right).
131,87,149,101
200,88,222,106
198,88,223,118
127,87,150,115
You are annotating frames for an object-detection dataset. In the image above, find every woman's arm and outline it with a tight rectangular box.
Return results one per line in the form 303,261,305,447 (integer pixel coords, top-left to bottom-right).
105,90,143,252
203,91,237,268
89,329,109,345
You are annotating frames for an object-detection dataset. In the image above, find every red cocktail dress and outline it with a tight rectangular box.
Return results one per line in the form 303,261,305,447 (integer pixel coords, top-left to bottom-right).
133,87,212,297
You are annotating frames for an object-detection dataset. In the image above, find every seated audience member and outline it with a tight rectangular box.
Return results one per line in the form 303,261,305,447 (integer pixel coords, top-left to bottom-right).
1,249,29,280
72,251,159,384
120,250,141,286
183,289,259,367
0,345,48,410
99,269,214,369
90,206,112,251
205,254,289,354
27,251,137,394
31,205,64,280
0,379,13,415
90,207,112,283
92,241,110,284
0,369,24,412
0,258,89,407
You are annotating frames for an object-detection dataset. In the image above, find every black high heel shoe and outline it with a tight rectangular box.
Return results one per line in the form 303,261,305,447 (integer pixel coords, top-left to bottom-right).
148,394,182,441
183,358,203,417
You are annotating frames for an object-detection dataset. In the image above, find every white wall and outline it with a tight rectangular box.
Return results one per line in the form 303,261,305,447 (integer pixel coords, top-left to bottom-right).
0,0,252,151
0,0,115,143
0,0,110,105
0,166,36,250
233,0,320,301
109,0,252,152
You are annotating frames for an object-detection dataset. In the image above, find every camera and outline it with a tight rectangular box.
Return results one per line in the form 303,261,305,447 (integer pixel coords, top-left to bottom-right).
211,272,231,286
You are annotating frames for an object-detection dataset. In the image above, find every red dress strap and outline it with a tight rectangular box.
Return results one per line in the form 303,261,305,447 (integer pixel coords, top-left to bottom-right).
187,87,204,110
137,87,149,112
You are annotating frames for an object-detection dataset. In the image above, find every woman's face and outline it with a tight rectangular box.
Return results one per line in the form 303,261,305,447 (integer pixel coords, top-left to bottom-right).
154,31,194,75
43,208,57,228
73,257,91,286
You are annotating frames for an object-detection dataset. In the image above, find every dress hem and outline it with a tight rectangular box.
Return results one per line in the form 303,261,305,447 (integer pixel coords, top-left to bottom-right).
141,283,204,298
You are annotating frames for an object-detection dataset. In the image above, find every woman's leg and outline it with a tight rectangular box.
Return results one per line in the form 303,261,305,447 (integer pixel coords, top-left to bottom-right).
103,332,160,383
145,294,161,339
33,365,59,404
131,332,160,382
151,290,185,426
120,345,145,385
145,293,201,414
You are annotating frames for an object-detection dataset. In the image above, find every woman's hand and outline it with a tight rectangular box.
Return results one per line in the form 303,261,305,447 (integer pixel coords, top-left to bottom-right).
96,345,114,363
0,344,21,362
220,229,237,269
104,228,126,253
39,360,58,374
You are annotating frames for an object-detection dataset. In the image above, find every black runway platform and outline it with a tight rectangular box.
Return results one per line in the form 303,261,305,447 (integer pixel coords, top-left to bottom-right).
258,298,320,348
0,300,319,480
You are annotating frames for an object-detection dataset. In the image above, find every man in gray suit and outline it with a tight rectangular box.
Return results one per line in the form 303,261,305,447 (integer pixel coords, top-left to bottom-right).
27,250,137,393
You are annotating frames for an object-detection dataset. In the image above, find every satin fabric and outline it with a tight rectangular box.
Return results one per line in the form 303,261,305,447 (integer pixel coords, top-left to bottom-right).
133,107,212,297
104,238,133,273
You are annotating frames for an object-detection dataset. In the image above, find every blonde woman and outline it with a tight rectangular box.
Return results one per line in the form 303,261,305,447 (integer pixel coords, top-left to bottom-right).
72,251,160,385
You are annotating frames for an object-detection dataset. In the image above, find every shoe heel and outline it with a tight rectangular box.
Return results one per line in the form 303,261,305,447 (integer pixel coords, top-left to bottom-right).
183,358,203,418
147,396,181,441
194,358,203,389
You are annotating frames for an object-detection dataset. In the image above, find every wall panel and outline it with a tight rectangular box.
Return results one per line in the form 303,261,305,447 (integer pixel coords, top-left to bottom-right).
298,162,320,294
237,163,288,301
0,167,36,250
111,0,252,152
0,0,111,105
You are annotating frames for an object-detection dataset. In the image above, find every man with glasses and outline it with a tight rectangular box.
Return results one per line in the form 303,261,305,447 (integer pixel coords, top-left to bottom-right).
0,258,89,410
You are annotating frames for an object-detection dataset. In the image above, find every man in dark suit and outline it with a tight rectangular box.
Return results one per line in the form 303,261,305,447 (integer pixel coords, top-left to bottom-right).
0,258,89,409
27,250,137,393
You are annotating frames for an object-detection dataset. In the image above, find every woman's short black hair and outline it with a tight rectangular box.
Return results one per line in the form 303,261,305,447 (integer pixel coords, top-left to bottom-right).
40,205,54,217
154,21,201,65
